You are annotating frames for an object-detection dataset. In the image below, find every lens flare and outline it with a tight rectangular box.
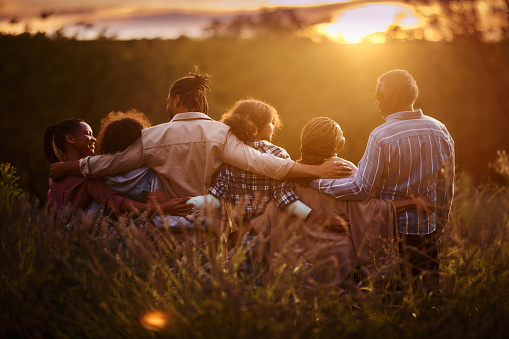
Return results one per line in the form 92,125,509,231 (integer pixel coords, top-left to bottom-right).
140,311,170,331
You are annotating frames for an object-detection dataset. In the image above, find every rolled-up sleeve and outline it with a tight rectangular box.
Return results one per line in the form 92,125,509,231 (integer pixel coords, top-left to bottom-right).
221,132,295,180
80,138,145,178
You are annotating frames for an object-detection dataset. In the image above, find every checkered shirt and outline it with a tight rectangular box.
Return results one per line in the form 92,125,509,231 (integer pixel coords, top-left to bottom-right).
208,140,299,222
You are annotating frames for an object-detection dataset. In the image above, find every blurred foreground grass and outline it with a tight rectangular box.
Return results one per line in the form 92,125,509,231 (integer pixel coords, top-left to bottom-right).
1,158,509,338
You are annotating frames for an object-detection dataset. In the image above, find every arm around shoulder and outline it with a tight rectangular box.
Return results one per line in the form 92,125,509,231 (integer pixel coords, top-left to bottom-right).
222,132,295,180
80,137,145,178
50,161,81,179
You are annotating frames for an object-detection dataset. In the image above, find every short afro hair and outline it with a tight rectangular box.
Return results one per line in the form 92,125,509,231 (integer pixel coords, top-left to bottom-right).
96,110,151,154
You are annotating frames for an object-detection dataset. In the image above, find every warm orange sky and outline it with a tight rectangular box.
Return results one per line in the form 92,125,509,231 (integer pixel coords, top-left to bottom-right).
0,0,431,41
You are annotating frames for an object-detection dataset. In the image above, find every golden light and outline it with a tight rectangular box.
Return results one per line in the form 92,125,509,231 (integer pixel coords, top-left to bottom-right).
317,3,423,43
140,311,171,331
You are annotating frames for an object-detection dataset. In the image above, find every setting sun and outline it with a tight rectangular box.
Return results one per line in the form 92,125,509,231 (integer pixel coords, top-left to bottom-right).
317,3,422,43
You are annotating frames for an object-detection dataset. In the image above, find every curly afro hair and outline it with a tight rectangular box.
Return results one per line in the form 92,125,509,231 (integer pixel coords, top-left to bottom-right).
96,110,151,154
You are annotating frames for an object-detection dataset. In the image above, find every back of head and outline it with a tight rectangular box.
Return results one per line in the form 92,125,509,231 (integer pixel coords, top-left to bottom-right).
44,118,84,163
96,110,151,154
220,99,281,142
299,117,341,165
170,66,211,114
377,69,419,108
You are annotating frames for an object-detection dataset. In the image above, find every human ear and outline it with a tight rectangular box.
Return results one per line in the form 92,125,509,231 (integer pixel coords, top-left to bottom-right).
65,134,75,144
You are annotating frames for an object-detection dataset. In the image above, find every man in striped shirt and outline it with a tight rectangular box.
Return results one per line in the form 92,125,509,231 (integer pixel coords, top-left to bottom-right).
310,69,455,295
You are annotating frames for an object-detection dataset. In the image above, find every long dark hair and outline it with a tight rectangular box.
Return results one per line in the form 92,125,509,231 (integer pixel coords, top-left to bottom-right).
43,118,84,164
169,66,211,114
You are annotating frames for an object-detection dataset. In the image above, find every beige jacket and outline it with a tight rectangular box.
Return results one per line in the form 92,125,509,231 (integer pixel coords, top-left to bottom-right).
80,112,295,198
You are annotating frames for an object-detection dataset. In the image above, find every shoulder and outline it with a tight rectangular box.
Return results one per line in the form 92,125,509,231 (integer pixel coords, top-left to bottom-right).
257,141,291,159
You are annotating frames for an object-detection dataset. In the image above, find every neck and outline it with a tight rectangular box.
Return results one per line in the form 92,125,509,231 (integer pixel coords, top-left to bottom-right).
64,150,83,163
384,104,415,118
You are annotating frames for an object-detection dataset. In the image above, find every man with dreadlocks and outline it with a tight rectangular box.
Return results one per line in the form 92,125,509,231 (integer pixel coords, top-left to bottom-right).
50,68,346,211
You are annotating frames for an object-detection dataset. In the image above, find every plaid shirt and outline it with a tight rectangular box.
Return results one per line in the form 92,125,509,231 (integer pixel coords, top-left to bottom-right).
310,110,455,235
208,140,299,222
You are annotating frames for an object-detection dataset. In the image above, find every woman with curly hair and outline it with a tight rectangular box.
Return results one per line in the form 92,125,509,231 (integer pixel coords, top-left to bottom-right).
95,110,195,228
190,99,341,233
44,118,192,218
95,110,159,203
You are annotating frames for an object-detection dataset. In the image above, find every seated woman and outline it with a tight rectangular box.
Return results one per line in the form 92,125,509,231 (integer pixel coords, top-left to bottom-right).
44,118,191,218
95,110,195,228
252,117,434,287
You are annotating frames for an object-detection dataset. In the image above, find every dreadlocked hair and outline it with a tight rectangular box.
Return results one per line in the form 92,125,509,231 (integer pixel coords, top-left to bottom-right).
293,117,342,186
96,110,151,154
170,66,211,114
220,99,281,142
44,118,84,164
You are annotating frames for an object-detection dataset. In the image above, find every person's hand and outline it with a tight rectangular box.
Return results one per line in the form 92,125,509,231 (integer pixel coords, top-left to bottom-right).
315,160,354,179
307,210,348,234
414,197,435,216
329,158,358,178
147,190,169,205
148,191,194,216
161,197,194,216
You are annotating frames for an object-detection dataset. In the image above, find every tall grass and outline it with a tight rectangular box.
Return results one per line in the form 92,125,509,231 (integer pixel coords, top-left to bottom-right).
1,159,509,338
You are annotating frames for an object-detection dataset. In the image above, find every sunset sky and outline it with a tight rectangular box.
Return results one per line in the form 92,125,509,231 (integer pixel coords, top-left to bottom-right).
0,0,428,42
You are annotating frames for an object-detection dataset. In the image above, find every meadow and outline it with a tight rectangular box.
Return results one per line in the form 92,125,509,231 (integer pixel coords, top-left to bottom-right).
1,33,509,338
1,153,509,338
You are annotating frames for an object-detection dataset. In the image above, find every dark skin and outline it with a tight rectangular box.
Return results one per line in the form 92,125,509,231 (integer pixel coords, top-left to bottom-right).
375,81,414,119
55,122,193,216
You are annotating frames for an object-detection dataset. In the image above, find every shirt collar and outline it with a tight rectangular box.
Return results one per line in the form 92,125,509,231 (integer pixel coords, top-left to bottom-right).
385,109,423,121
170,112,212,122
246,140,272,148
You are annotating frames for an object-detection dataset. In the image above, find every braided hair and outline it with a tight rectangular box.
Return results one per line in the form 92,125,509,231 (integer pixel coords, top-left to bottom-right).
293,117,342,186
220,99,281,142
298,117,341,165
43,118,84,164
170,66,211,114
96,110,151,154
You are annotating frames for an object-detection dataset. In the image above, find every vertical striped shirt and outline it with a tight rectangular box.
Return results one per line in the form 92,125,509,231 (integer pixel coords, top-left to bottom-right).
310,109,455,235
208,140,299,222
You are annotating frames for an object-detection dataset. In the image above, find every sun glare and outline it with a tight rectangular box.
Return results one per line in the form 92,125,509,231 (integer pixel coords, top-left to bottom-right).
318,3,422,43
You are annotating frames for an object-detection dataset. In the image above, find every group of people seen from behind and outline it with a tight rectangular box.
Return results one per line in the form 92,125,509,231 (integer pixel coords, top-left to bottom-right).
45,68,454,298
